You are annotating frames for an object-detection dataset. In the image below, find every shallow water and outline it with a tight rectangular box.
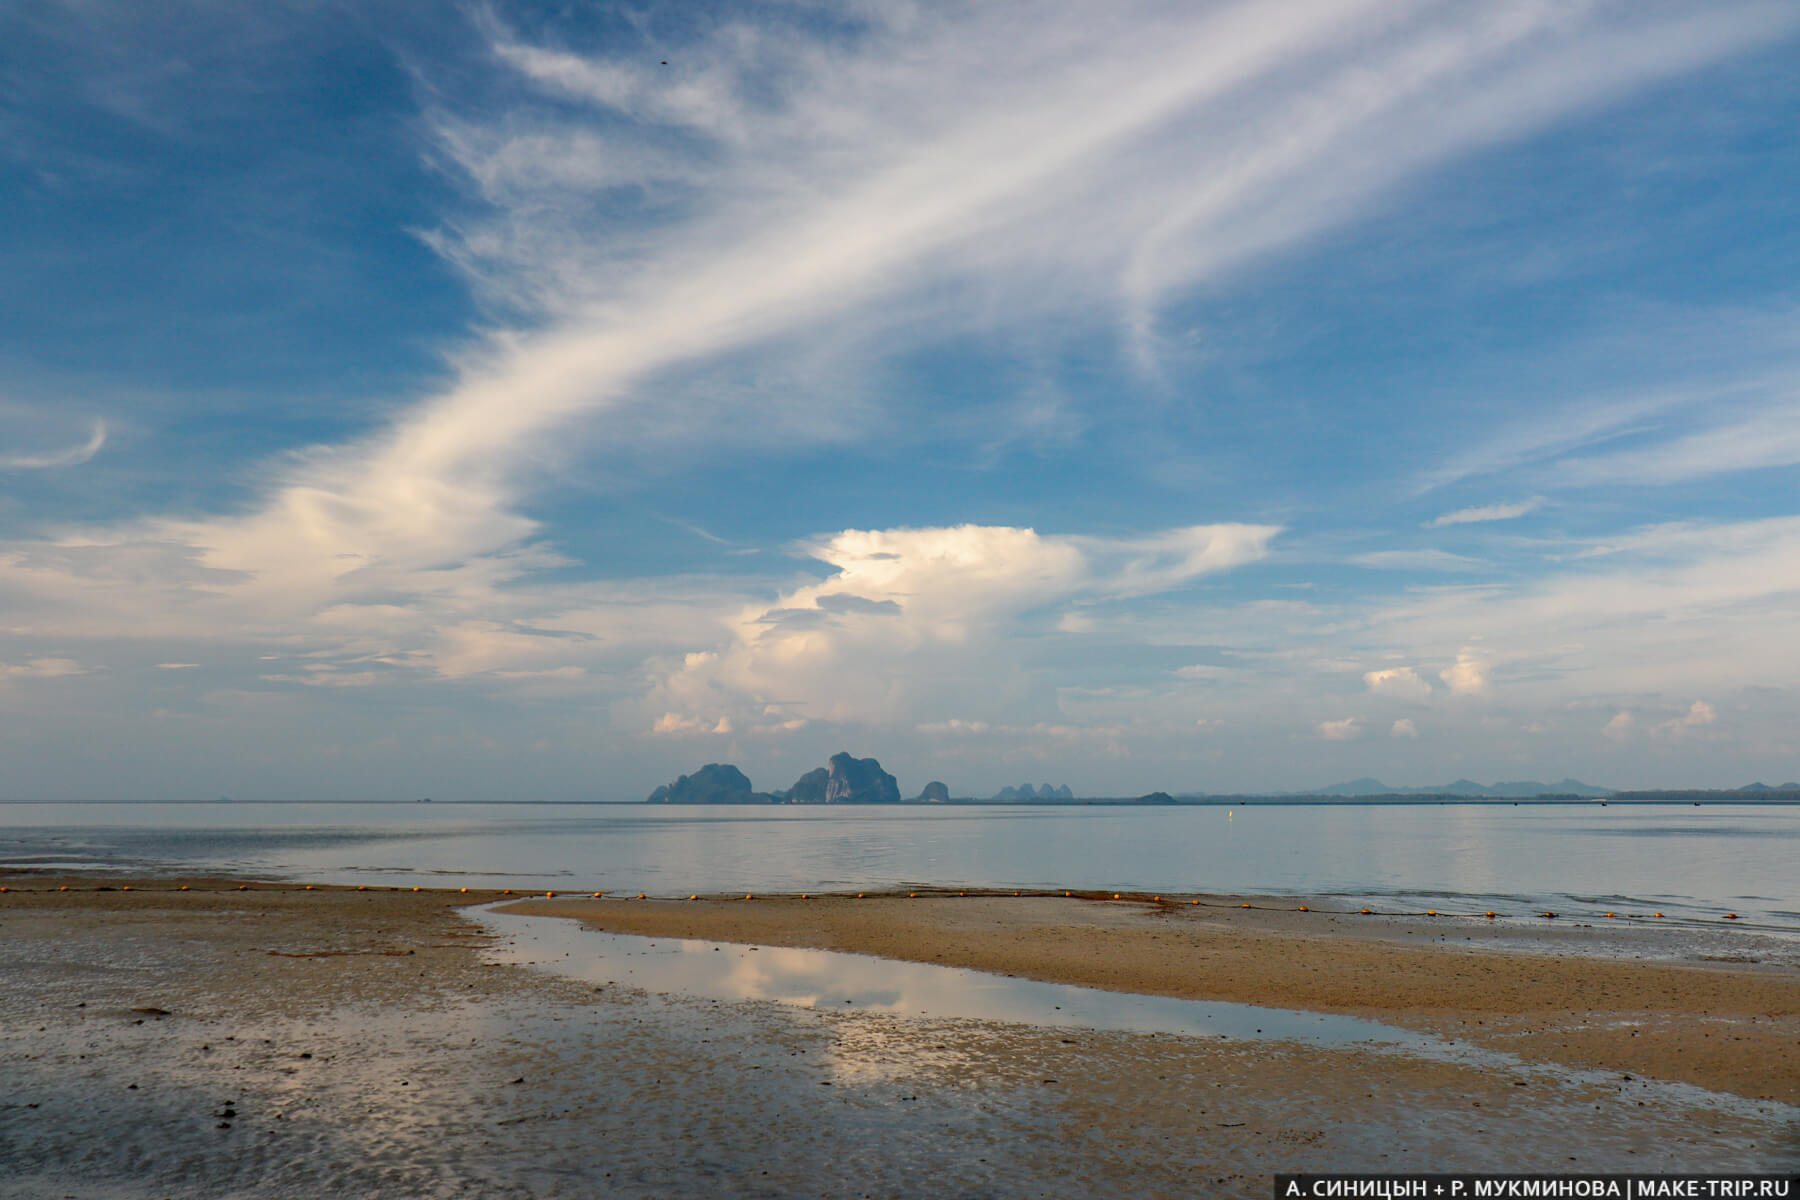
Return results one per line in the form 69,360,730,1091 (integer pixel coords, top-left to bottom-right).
475,907,1431,1049
4,800,1798,929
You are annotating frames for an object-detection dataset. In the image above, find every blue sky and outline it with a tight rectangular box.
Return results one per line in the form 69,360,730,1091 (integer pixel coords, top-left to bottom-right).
3,0,1799,801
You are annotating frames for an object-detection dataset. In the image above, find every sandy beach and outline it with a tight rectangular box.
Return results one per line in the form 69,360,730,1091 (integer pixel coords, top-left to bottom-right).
4,877,1797,1198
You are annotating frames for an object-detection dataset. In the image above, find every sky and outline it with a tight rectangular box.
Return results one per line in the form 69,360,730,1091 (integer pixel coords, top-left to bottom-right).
3,0,1799,802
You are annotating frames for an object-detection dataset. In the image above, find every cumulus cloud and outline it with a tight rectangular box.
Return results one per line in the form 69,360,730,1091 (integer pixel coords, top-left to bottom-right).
1316,718,1362,741
1602,711,1635,741
651,712,732,736
1390,718,1420,739
1653,700,1717,741
1364,666,1432,701
647,521,1276,731
1438,649,1489,696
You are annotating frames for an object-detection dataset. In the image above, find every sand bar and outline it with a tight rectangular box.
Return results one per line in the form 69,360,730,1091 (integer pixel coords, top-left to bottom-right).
501,889,1800,1102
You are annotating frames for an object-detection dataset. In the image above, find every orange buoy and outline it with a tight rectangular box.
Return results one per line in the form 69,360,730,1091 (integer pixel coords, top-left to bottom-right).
122,886,133,891
1240,903,1252,909
1191,899,1200,905
592,892,602,898
1153,896,1161,903
238,885,249,891
1426,910,1437,916
305,885,315,890
459,887,468,894
1486,911,1496,919
1065,891,1072,897
689,894,698,901
1542,911,1557,919
856,892,864,898
1605,912,1616,918
501,889,512,895
1725,913,1740,920
179,885,190,891
745,894,754,900
1361,908,1372,915
413,887,422,892
637,893,646,899
1113,893,1121,900
1298,906,1308,912
1654,912,1663,918
909,892,917,898
357,885,368,891
545,892,555,899
800,894,809,900
60,885,69,892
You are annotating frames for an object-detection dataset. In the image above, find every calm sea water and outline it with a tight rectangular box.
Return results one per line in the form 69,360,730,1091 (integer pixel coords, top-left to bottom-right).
2,801,1796,929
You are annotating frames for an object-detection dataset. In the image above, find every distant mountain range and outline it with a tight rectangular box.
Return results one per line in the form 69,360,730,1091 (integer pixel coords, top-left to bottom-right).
1305,777,1615,798
992,782,1075,801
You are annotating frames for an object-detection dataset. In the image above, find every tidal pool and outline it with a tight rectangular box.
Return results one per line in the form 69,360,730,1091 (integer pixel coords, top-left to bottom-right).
476,907,1433,1049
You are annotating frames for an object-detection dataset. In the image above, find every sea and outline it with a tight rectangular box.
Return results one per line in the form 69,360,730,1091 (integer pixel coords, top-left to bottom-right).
2,800,1796,934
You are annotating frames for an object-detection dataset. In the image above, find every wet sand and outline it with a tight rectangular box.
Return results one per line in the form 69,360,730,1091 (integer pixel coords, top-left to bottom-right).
3,878,1797,1199
502,889,1800,1103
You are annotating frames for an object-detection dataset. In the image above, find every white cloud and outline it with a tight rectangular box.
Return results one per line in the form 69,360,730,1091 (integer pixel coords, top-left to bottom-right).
918,719,992,735
1602,711,1635,741
1438,649,1489,696
1353,550,1486,572
154,662,200,670
0,419,106,470
0,657,88,680
1653,699,1717,741
1427,498,1543,527
1316,717,1361,741
649,521,1275,731
1364,666,1433,701
1390,718,1420,739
